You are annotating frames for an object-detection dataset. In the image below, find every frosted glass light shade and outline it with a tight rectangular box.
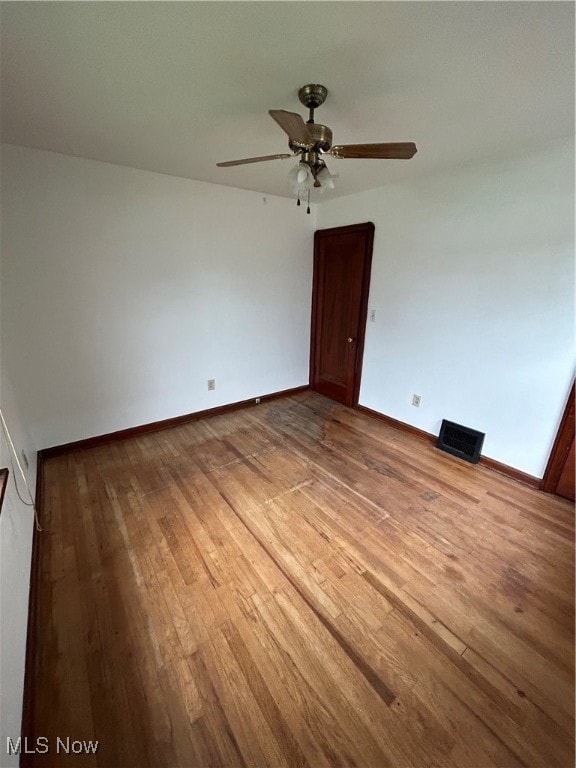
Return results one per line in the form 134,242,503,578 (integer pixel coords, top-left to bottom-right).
288,163,314,193
316,165,338,191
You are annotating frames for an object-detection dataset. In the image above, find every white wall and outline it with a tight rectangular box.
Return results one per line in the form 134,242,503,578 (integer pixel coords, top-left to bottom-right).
318,138,575,478
2,140,573,477
0,376,38,767
1,145,316,449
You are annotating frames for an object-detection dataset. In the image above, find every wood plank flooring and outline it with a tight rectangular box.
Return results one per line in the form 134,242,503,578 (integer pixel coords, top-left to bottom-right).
28,392,574,767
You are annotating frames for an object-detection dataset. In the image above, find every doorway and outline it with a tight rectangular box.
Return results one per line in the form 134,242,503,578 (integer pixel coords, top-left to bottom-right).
310,222,374,407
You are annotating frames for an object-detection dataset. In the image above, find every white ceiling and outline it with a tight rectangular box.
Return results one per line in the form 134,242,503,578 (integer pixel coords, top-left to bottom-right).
1,2,573,200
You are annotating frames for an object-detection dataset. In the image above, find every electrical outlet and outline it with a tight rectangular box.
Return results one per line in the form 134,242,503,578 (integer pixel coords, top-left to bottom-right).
207,379,215,391
369,309,376,322
21,450,29,469
412,394,422,407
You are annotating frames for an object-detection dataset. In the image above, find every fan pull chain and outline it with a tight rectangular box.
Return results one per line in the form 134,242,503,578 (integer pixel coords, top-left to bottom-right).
295,190,311,213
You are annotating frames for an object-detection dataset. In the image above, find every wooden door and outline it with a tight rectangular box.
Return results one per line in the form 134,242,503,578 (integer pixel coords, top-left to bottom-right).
555,438,575,500
542,382,575,501
310,222,374,407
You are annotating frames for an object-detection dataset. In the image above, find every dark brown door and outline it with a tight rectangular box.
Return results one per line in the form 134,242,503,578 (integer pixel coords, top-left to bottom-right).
310,222,374,407
556,438,575,500
542,382,575,501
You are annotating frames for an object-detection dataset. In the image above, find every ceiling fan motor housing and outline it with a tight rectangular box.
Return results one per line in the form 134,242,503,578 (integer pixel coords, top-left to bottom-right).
289,123,333,153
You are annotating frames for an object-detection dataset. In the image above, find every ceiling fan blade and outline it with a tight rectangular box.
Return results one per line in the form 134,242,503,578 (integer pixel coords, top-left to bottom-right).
217,153,292,168
330,142,417,159
269,110,312,146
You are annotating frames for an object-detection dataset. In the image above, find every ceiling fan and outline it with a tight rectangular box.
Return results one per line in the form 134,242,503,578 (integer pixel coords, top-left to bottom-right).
217,84,417,210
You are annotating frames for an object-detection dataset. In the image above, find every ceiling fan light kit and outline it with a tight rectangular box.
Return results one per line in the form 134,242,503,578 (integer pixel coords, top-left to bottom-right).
216,84,417,212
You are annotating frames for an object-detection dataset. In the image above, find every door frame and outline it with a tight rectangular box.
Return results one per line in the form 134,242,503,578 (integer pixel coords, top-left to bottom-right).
541,381,575,494
309,222,374,407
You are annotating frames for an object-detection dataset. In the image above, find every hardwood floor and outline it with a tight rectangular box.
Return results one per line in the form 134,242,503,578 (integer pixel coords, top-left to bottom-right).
27,392,574,767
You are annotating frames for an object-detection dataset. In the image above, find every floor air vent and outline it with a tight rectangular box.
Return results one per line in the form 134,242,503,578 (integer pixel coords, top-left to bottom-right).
436,420,485,464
